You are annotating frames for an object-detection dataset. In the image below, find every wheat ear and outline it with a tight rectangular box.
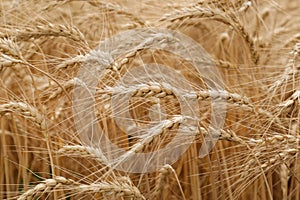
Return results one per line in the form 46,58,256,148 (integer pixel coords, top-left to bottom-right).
0,101,46,130
18,176,145,200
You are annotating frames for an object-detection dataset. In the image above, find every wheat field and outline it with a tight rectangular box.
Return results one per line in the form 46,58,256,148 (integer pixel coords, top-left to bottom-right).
0,0,300,199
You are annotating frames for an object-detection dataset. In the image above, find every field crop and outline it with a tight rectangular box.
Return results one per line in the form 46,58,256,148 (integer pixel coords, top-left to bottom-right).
0,0,299,199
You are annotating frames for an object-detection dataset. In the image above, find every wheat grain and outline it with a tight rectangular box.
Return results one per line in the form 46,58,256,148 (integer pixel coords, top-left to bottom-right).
0,101,46,130
1,24,87,46
57,145,108,162
125,115,186,154
55,55,87,70
18,175,145,200
152,164,185,200
158,4,259,64
268,43,300,96
0,38,22,58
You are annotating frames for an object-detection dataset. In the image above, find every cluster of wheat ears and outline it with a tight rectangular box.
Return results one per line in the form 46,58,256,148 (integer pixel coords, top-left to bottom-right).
0,0,299,199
